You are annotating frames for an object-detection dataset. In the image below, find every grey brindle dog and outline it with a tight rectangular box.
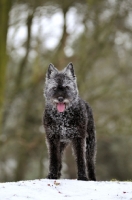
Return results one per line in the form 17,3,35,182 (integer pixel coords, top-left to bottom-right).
43,63,96,181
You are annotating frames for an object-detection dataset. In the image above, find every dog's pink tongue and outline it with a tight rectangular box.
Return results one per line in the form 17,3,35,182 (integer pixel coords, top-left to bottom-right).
57,103,65,112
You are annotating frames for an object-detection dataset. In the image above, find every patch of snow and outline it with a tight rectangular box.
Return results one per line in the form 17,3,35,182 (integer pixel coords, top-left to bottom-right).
0,179,132,200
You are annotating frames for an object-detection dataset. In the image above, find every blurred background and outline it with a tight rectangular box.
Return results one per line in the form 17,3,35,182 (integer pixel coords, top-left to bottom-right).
0,0,132,182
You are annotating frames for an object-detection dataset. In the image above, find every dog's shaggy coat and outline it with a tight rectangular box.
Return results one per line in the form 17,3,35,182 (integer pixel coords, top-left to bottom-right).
43,63,96,181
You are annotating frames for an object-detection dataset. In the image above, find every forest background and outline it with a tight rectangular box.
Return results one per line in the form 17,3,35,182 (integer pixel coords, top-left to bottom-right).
0,0,132,182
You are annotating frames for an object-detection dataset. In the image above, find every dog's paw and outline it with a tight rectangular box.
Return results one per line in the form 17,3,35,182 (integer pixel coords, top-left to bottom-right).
89,173,96,181
47,173,58,179
89,177,96,181
78,176,88,181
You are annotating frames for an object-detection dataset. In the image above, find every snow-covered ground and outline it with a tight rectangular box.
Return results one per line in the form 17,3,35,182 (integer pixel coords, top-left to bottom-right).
0,179,131,200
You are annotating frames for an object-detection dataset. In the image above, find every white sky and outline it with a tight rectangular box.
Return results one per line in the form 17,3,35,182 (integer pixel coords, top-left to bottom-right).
7,3,132,59
7,6,85,55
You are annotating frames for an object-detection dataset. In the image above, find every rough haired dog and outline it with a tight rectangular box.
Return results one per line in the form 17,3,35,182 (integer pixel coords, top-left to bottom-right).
43,63,96,181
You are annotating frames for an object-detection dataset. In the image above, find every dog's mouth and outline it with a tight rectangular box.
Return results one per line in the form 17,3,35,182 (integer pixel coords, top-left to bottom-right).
57,103,66,112
53,99,69,113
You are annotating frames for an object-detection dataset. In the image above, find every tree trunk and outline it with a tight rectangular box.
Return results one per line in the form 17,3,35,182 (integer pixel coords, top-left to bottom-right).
0,0,11,133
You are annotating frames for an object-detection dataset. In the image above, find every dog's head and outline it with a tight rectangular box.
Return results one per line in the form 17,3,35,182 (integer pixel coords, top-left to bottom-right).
44,63,79,112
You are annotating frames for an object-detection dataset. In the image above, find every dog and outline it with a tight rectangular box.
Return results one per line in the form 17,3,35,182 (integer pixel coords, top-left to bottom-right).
43,63,96,181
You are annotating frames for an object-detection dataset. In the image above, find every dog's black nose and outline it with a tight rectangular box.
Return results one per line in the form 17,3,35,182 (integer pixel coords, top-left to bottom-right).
58,97,64,102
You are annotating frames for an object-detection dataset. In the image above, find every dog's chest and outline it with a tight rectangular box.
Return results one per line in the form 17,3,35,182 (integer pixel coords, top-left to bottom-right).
45,105,87,140
51,110,80,140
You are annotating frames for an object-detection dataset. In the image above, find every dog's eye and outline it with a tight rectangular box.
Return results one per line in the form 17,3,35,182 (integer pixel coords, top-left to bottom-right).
53,87,57,91
66,86,70,90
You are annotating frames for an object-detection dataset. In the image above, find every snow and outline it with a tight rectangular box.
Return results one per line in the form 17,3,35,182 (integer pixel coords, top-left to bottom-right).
0,179,132,200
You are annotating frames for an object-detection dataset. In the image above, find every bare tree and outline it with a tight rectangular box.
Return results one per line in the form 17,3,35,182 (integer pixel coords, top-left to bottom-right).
0,0,12,133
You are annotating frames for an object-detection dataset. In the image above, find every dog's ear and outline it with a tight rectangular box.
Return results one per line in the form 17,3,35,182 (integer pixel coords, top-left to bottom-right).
47,63,58,79
64,63,76,79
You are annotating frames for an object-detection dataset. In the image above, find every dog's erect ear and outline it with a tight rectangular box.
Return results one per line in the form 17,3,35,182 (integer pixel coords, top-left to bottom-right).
64,63,76,79
47,63,58,79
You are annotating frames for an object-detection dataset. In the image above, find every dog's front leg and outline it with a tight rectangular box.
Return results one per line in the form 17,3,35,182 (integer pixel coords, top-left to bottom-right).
47,137,60,179
72,137,88,181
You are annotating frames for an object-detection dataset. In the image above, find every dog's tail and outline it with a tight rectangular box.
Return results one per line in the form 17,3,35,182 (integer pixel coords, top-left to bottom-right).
85,103,97,181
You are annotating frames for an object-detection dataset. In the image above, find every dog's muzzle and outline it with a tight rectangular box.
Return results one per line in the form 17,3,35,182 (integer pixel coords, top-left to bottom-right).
53,97,69,113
